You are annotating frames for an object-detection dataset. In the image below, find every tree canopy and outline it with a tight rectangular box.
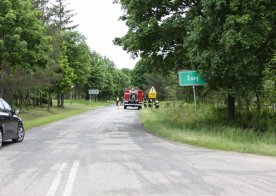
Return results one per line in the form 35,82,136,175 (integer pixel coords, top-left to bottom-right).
0,0,48,71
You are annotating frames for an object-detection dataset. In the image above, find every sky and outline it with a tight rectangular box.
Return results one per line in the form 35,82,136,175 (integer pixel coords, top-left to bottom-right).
68,0,139,69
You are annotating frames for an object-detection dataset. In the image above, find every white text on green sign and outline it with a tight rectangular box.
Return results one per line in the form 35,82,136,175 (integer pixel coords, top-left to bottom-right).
178,70,207,86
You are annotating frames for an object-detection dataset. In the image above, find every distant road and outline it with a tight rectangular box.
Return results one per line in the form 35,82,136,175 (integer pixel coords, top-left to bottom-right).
0,105,276,195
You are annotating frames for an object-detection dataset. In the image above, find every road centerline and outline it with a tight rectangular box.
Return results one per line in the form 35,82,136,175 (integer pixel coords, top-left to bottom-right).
63,160,80,196
46,162,68,196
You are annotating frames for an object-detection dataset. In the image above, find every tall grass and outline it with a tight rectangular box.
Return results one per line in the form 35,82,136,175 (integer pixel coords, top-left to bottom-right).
139,102,276,156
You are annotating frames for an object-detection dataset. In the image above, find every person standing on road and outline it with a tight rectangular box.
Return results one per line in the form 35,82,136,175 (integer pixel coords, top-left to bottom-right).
116,97,119,107
120,96,124,106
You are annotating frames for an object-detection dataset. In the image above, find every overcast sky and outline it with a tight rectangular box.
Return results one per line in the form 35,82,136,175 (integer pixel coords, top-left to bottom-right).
68,0,139,69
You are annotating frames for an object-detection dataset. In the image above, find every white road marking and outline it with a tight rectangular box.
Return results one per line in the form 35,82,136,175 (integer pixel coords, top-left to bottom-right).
63,160,80,196
47,163,68,196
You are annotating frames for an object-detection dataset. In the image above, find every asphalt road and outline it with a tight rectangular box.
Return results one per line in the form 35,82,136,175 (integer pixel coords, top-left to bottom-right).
0,105,276,196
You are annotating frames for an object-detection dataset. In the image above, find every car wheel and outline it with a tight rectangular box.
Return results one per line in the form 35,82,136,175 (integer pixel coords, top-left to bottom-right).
0,131,2,149
12,125,25,143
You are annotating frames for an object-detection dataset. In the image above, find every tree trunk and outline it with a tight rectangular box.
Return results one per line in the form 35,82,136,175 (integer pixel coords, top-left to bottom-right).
47,91,51,111
227,94,235,120
255,90,261,114
61,94,64,107
19,91,23,110
57,94,61,107
36,97,39,106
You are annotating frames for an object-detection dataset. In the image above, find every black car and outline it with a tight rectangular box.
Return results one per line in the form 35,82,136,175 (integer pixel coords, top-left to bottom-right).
0,98,25,148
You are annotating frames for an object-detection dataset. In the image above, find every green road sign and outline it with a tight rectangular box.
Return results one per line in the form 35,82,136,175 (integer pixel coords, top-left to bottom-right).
178,70,207,86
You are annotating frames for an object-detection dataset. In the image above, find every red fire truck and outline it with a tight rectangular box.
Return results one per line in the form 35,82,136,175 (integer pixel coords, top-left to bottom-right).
123,88,143,109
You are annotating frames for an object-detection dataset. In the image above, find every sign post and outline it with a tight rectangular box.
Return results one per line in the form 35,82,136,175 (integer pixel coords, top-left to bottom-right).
178,70,207,127
193,85,197,111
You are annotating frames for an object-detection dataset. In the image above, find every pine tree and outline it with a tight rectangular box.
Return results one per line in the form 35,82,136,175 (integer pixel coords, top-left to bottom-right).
50,0,78,31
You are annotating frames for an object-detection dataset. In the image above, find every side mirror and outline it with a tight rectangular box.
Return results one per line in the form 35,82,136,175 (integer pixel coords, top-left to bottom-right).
12,109,20,115
15,109,20,115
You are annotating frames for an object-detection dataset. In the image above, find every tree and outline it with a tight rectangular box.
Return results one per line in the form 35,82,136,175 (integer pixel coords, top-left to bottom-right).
121,68,132,77
263,54,276,110
131,59,148,89
32,0,51,24
87,52,115,100
87,52,107,98
185,0,276,119
49,0,78,30
0,0,48,71
0,0,49,102
45,0,80,107
64,31,91,97
54,42,75,107
114,0,190,73
113,69,131,96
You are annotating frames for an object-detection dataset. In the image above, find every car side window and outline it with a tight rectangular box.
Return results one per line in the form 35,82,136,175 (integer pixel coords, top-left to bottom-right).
0,100,5,112
1,99,12,112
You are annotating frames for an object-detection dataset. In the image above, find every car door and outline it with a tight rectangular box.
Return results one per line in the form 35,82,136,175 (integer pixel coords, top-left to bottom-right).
0,99,18,138
0,99,11,139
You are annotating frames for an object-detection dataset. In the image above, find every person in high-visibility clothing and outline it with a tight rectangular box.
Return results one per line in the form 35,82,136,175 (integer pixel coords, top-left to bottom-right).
116,97,119,106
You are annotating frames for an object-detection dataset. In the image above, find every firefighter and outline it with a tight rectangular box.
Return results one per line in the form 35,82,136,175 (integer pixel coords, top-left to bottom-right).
120,96,123,106
154,100,159,109
116,97,119,106
148,99,152,108
143,96,147,108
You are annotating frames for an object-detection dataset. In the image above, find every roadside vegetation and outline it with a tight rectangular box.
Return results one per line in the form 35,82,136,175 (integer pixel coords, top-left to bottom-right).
140,102,276,156
20,100,112,129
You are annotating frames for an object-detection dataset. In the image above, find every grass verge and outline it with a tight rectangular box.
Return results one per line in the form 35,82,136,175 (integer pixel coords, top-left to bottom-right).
139,104,276,156
20,100,112,130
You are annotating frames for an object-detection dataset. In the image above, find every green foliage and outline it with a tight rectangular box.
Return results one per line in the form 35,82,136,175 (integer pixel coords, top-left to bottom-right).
130,59,147,88
263,55,276,108
54,43,76,94
63,31,91,90
186,0,275,95
113,69,131,96
49,0,78,30
0,0,49,71
87,52,106,92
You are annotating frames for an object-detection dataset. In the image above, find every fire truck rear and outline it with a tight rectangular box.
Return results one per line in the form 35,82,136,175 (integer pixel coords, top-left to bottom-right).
123,88,143,109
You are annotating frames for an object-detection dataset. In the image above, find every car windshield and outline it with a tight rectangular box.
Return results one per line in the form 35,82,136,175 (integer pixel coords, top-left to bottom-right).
0,100,5,111
0,98,12,111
